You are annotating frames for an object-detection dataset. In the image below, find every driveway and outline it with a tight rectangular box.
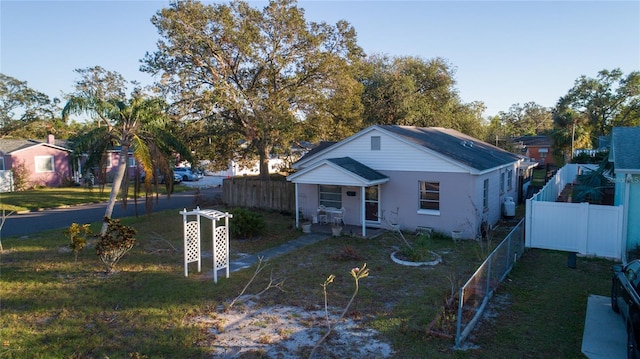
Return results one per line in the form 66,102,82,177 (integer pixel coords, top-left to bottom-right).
582,295,626,358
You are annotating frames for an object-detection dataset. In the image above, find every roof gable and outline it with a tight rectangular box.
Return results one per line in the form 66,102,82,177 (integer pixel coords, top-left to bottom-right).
0,138,72,155
611,127,640,173
288,157,389,186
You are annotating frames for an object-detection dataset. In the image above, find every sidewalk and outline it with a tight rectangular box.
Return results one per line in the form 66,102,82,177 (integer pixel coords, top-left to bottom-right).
205,232,329,278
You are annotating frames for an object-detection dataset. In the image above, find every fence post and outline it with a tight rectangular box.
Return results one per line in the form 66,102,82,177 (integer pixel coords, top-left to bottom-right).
455,287,464,348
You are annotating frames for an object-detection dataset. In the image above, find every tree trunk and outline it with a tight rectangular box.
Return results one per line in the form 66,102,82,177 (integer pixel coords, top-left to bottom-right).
101,144,129,235
258,142,271,181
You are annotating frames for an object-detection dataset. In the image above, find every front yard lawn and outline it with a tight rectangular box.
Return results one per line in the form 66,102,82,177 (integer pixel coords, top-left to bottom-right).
0,207,614,358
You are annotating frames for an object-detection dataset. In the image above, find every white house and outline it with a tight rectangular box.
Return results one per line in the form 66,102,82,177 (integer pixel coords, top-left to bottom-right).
287,125,522,238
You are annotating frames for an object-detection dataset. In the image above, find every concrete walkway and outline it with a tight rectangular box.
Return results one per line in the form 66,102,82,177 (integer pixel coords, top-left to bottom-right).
205,233,329,278
582,294,626,359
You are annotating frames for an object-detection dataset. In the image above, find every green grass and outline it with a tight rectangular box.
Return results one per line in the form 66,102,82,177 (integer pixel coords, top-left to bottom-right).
0,208,615,358
0,185,191,212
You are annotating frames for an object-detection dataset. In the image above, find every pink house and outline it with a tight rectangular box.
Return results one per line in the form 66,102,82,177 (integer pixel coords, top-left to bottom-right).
0,134,73,189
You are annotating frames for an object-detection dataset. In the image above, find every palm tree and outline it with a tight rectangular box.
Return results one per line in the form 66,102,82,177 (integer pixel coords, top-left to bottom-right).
63,91,192,235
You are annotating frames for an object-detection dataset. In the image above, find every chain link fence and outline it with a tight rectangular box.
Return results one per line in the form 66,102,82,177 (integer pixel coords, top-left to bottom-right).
455,218,526,348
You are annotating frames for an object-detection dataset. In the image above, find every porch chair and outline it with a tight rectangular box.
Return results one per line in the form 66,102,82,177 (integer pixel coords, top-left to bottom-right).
317,205,328,224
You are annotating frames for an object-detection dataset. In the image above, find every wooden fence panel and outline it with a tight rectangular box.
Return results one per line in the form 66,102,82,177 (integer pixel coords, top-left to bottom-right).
222,178,295,213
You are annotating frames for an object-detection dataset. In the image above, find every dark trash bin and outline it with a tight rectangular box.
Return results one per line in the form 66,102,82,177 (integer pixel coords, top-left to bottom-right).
568,252,577,269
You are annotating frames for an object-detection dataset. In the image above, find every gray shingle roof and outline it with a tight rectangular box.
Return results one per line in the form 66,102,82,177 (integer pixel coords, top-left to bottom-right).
379,125,521,171
611,127,640,172
0,138,71,154
327,157,388,181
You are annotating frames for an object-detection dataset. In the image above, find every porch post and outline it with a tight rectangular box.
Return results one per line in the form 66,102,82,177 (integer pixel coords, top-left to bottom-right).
361,186,366,237
295,182,300,228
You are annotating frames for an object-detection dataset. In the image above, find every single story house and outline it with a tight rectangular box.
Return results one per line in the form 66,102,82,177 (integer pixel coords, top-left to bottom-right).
0,134,73,189
610,126,640,258
287,125,522,238
513,135,555,166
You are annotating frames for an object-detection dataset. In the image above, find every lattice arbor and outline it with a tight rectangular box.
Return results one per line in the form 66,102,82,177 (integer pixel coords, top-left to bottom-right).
179,207,233,283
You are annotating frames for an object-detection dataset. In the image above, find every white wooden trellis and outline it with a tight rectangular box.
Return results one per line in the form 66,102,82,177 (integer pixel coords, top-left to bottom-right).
179,207,233,283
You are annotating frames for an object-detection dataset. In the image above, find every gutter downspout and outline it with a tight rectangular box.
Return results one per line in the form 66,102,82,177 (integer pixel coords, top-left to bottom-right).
361,186,366,237
295,182,299,228
623,175,631,264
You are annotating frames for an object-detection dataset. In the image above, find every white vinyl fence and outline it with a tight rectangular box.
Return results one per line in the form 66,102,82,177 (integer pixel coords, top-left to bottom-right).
525,164,623,260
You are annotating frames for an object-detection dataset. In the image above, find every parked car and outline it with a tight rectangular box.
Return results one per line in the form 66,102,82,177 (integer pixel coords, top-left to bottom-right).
140,171,182,184
174,167,200,181
611,260,640,358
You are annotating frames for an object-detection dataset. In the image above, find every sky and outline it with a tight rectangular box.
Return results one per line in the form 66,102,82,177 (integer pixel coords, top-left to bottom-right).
1,0,639,117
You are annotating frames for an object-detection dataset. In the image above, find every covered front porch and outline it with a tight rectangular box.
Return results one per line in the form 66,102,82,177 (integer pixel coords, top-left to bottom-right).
287,157,390,237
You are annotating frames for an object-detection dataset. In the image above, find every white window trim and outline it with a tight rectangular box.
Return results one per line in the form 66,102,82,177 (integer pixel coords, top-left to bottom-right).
35,155,55,173
0,157,4,171
417,209,440,216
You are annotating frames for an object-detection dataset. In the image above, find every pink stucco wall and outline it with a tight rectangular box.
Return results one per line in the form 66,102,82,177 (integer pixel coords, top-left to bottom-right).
9,145,72,187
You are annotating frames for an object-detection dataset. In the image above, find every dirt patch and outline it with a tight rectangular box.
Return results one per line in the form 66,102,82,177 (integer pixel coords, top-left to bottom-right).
193,298,394,358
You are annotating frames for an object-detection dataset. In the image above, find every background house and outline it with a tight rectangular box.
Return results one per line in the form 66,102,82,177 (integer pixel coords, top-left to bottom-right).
610,126,640,259
0,134,72,190
513,135,555,166
288,125,522,238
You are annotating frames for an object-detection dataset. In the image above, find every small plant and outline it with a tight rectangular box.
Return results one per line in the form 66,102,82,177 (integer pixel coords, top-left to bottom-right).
95,217,137,274
64,223,92,262
11,160,31,191
310,264,370,358
397,235,436,262
229,208,266,239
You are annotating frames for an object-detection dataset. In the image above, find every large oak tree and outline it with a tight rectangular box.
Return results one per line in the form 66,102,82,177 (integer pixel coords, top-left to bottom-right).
142,0,363,180
557,68,640,143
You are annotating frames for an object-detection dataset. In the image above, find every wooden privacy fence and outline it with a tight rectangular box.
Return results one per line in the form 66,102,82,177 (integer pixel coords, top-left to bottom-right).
222,177,295,213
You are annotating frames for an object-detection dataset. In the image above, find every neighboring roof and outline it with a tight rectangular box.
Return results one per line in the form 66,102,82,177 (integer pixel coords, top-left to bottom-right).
299,141,337,160
0,138,72,154
513,135,553,147
610,127,640,174
287,156,389,186
378,125,521,171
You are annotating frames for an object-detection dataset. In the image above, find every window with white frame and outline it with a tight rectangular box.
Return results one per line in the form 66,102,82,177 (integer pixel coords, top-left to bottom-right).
507,169,513,190
319,185,342,208
0,157,4,171
371,136,381,151
483,179,489,210
35,156,54,173
419,181,440,211
128,156,136,167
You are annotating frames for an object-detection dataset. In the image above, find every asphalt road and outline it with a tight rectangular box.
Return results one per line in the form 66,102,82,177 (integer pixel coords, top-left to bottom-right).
2,187,222,238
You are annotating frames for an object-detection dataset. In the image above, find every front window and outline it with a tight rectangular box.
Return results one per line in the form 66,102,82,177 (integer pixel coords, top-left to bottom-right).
0,157,4,171
35,156,54,173
507,169,513,190
128,156,136,167
419,181,440,211
319,185,342,208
